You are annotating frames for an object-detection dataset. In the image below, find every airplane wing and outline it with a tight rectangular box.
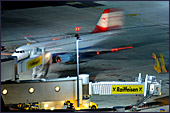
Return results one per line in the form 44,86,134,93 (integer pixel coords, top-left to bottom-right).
79,46,133,59
79,46,133,53
45,46,133,54
46,46,133,63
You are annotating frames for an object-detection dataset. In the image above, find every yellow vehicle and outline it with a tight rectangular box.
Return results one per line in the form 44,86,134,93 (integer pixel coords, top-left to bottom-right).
64,100,74,105
90,102,98,109
64,100,98,110
17,103,39,110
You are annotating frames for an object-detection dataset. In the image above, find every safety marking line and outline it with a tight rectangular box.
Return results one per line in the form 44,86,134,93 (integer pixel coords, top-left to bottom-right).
125,14,140,16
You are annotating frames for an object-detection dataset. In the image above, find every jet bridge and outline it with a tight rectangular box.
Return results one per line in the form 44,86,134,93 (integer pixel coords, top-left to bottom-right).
1,56,91,110
16,47,52,79
1,77,83,109
1,55,162,111
90,73,161,96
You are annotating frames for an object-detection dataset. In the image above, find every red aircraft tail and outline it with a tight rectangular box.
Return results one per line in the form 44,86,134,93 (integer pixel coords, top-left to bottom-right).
91,8,123,33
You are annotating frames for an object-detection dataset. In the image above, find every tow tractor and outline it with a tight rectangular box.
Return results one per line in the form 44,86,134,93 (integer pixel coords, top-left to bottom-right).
64,100,98,110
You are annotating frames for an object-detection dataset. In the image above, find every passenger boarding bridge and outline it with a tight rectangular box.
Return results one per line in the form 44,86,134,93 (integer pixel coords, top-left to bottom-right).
17,47,52,79
1,54,162,111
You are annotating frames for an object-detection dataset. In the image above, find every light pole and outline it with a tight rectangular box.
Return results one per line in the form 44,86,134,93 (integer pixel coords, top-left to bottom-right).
75,27,81,107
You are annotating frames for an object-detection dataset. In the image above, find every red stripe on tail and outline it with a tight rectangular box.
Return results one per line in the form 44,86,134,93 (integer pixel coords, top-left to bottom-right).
91,25,107,33
103,8,122,14
91,8,123,34
91,25,122,33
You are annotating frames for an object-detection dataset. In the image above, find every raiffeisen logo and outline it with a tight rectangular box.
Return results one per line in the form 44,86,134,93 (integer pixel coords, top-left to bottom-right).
111,85,144,94
112,86,142,92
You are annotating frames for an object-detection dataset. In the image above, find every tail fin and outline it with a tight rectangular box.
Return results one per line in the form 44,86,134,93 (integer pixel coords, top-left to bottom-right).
91,8,123,33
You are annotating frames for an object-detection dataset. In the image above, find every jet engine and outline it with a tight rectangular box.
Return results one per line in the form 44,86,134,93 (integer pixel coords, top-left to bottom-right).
53,54,76,63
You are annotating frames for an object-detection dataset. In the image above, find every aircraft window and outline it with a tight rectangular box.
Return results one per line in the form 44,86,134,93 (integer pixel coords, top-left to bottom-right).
37,48,42,52
15,51,20,53
18,51,24,53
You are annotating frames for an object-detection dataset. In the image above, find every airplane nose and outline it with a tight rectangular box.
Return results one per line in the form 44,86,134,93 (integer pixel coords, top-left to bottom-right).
11,53,19,60
11,53,16,56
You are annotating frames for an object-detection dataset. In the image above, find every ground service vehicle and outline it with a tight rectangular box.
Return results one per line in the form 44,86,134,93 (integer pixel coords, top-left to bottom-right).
64,100,98,110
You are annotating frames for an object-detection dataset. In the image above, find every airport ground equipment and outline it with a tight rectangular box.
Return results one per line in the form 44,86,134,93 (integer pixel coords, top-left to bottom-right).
1,78,77,110
1,56,17,82
64,100,98,110
90,73,161,112
90,73,161,96
18,47,52,79
1,75,95,110
1,58,95,111
152,53,167,73
1,57,161,111
2,47,52,80
159,53,167,73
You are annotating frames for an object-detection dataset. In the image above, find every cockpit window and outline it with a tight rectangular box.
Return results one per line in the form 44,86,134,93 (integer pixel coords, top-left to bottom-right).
15,50,24,53
15,51,19,53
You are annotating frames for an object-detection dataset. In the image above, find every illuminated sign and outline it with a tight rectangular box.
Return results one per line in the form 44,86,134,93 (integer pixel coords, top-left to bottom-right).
111,85,144,94
27,56,42,70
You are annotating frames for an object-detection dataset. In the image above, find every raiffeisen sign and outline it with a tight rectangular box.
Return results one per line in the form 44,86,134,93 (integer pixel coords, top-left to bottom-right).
111,85,144,94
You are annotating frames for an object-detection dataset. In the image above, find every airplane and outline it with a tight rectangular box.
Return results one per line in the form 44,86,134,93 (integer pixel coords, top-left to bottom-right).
12,8,133,63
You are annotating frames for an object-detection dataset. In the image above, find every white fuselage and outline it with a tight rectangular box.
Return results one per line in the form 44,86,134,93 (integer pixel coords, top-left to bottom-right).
12,31,116,61
12,8,124,61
